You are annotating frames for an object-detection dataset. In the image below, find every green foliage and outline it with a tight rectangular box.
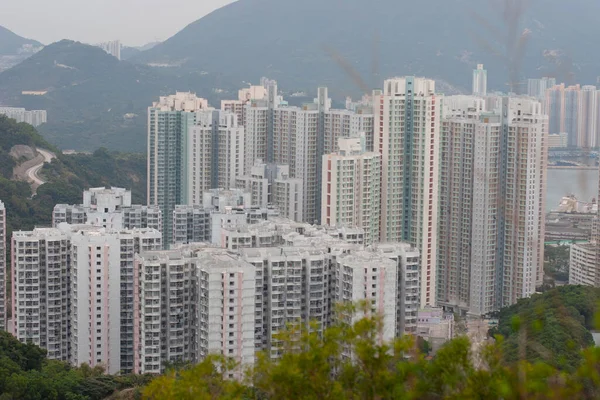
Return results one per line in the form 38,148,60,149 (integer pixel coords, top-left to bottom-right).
0,117,147,236
0,115,58,177
43,148,147,204
496,285,600,371
143,355,246,400
0,331,153,400
544,245,571,284
0,40,228,151
141,303,600,400
0,115,56,153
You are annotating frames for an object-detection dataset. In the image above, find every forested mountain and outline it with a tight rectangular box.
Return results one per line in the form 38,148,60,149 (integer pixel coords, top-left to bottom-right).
0,25,42,55
0,25,43,73
133,0,600,94
0,41,228,151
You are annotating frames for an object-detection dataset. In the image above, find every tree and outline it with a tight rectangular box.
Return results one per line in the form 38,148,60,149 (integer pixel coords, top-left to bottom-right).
143,355,247,400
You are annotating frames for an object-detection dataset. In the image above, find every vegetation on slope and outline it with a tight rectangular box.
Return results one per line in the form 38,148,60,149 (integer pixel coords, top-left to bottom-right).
144,301,600,400
0,331,151,400
0,293,599,399
0,25,42,55
0,115,56,177
544,245,570,284
0,40,228,151
492,285,600,371
134,0,600,94
0,116,147,234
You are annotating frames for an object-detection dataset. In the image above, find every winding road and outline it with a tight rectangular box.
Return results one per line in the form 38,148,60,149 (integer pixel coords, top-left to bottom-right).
26,148,55,187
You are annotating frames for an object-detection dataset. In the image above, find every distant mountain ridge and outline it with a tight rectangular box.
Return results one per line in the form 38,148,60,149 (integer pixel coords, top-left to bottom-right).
121,41,161,60
0,25,43,72
0,40,230,151
0,25,42,55
133,0,600,94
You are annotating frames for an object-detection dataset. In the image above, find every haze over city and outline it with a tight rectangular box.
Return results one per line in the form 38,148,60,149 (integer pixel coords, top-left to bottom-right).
1,0,600,398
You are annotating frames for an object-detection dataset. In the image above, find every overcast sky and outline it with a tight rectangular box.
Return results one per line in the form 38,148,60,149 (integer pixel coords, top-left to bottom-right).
0,0,235,46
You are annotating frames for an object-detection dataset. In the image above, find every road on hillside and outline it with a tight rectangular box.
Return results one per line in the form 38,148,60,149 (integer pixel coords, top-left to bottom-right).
26,148,55,186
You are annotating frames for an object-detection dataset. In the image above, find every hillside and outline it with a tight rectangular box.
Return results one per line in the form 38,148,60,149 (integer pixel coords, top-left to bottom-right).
121,42,160,60
492,285,600,371
0,25,42,55
0,115,147,237
0,330,151,399
134,0,600,94
0,40,228,151
0,25,43,72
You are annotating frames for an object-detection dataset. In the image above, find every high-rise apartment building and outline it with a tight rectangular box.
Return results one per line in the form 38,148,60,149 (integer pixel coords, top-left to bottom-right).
12,228,71,360
69,227,161,374
438,95,547,315
186,110,245,205
472,64,487,97
0,201,5,331
97,40,121,60
241,246,331,357
527,77,556,100
240,83,375,225
172,188,277,246
331,251,396,341
323,108,375,154
564,85,580,147
136,248,256,379
134,250,200,374
321,135,381,244
578,85,598,148
53,187,162,232
273,105,321,223
11,225,161,373
372,243,421,335
235,160,304,222
544,84,584,147
221,85,267,126
374,77,442,307
543,83,600,148
134,226,419,372
241,80,281,173
148,92,209,246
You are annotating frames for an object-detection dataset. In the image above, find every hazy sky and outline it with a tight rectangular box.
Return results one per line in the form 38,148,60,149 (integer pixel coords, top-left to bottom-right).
0,0,235,46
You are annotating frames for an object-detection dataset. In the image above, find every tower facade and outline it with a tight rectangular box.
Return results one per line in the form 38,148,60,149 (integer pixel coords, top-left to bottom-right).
0,201,5,331
321,135,381,244
472,64,487,97
438,95,547,314
148,92,208,246
374,77,442,307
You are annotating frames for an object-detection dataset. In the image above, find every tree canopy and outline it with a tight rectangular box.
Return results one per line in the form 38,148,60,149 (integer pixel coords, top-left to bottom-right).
143,298,600,400
493,285,600,371
0,331,152,400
